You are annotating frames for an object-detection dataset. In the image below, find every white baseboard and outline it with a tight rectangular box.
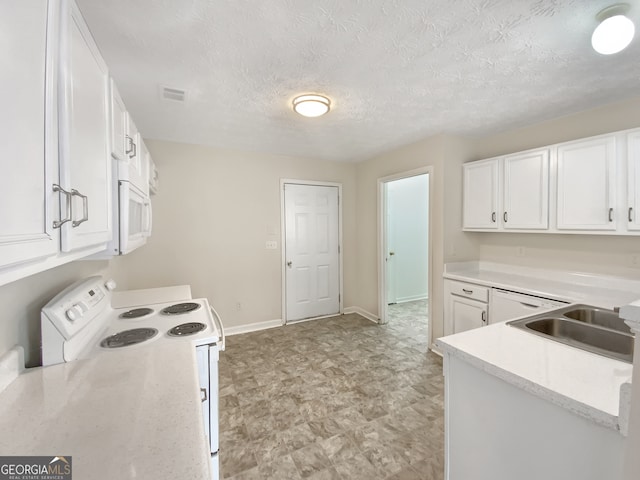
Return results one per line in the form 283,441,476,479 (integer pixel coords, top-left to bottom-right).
343,306,379,324
394,295,428,304
225,319,282,336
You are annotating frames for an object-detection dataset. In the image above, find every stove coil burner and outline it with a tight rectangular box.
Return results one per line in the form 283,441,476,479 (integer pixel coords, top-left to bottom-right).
168,322,207,337
100,328,158,348
119,308,154,319
161,302,201,315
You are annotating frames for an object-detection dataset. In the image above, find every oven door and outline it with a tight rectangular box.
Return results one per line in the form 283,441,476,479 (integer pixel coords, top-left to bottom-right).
119,180,152,254
196,344,219,457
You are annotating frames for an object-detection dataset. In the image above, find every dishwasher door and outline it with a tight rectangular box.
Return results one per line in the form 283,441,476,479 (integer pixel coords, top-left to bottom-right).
490,289,567,324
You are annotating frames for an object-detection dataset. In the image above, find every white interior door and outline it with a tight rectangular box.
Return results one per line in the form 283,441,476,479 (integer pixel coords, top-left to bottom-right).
284,183,340,322
385,183,397,304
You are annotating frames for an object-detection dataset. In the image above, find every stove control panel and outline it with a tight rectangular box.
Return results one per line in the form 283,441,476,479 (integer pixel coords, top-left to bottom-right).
42,276,112,340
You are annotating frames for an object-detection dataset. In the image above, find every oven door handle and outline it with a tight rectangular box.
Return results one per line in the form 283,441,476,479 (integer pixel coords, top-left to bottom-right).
209,305,225,351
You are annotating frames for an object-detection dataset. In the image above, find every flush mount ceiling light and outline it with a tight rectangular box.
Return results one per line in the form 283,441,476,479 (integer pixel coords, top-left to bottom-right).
592,4,635,55
292,94,331,117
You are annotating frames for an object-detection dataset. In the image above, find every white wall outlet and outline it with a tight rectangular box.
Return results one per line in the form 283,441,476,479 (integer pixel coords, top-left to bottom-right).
516,246,526,257
266,240,278,249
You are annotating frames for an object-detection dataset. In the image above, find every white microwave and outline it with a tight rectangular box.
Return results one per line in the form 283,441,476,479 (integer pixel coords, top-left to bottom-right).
117,180,152,254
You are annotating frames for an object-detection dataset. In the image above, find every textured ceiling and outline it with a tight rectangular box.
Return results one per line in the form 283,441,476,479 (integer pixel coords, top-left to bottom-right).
77,0,640,162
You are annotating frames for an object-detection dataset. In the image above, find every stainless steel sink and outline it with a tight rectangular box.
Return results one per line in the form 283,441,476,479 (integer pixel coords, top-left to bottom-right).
508,304,634,363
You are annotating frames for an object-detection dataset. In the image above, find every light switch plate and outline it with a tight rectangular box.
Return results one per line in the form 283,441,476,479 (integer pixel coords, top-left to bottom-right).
266,240,278,250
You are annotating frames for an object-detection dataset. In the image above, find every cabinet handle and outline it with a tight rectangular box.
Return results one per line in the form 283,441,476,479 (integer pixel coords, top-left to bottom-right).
52,184,73,228
629,207,634,223
608,207,613,222
503,211,508,223
71,190,88,227
462,288,473,294
125,135,134,155
200,387,207,402
129,141,137,159
491,212,496,223
481,311,487,324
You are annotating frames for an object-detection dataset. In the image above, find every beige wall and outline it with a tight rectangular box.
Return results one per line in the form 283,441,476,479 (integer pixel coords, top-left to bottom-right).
110,140,357,329
0,260,111,367
354,134,478,343
468,96,640,278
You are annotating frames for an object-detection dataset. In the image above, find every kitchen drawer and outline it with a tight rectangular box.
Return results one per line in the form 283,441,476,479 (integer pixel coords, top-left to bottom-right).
448,281,489,303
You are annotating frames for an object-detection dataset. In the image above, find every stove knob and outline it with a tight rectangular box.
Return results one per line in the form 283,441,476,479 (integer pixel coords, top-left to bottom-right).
104,279,117,291
65,304,84,322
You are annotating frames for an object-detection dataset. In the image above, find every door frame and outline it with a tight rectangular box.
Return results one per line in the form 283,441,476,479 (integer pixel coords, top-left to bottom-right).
280,179,343,325
377,167,433,342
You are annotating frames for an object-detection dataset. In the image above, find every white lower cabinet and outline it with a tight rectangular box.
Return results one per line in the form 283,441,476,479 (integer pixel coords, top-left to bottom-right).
0,0,60,270
444,280,489,335
444,355,624,480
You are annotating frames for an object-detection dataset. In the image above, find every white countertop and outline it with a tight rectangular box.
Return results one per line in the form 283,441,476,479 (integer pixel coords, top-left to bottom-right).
0,342,210,480
436,322,633,431
444,261,640,309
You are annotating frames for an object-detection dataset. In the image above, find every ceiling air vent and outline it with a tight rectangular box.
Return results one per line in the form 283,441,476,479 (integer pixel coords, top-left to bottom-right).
161,86,186,103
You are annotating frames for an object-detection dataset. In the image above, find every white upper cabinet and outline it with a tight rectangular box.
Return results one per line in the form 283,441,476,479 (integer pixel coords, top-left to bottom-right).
58,0,112,252
628,130,640,231
110,80,127,161
463,159,499,229
502,149,549,230
556,135,616,231
0,0,60,269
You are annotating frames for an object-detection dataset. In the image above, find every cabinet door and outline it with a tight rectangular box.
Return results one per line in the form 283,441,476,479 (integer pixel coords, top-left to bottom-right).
0,0,60,268
627,130,640,231
503,149,549,229
450,295,488,334
463,159,499,229
58,0,112,252
110,79,127,161
556,136,616,230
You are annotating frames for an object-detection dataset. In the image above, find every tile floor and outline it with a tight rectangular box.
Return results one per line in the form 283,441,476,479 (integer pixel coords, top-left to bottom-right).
218,300,444,480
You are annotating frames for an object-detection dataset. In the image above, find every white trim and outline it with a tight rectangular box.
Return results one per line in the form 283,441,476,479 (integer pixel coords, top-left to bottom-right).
286,312,341,324
377,167,434,349
280,179,344,325
343,306,379,324
0,346,24,395
225,319,282,336
394,295,429,304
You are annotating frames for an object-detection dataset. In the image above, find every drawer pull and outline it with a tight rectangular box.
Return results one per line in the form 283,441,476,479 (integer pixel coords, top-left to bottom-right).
462,289,473,294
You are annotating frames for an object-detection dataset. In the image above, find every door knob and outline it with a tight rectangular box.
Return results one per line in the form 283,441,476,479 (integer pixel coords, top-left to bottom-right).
287,261,292,268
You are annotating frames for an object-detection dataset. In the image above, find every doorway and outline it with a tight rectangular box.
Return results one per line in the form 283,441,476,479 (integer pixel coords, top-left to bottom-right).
378,168,432,343
281,180,342,324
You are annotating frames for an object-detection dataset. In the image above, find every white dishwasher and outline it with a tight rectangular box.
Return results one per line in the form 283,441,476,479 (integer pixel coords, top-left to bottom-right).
490,289,568,324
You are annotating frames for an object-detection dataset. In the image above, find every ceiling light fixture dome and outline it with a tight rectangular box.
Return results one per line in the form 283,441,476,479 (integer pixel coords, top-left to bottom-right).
591,4,635,55
292,94,331,117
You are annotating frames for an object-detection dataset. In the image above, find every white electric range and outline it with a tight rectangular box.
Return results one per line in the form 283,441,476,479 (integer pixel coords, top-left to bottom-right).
40,276,224,479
